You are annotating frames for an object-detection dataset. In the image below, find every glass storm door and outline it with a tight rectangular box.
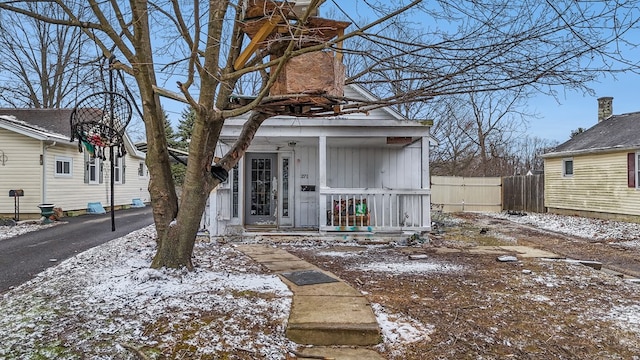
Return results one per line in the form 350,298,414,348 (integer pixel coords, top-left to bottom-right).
245,153,277,225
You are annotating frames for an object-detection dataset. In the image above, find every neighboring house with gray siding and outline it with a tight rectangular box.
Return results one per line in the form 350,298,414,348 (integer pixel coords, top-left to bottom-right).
0,109,150,218
542,97,640,221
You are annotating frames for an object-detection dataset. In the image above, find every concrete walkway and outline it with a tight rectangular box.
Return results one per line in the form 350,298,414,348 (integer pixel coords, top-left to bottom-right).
236,244,385,360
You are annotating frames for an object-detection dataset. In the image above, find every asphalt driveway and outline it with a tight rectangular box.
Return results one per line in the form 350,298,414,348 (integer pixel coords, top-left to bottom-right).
0,206,154,293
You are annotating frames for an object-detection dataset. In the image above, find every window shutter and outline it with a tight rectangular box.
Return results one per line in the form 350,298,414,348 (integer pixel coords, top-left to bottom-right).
628,153,635,188
99,161,104,184
84,155,89,184
122,157,126,184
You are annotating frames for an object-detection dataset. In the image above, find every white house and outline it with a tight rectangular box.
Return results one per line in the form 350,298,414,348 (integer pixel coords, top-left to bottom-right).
207,85,434,235
0,109,150,219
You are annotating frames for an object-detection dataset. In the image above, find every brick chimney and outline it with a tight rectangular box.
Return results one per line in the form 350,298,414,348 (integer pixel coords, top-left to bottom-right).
597,97,613,122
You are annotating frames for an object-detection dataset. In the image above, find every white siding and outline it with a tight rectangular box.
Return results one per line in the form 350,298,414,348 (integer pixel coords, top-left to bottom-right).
105,153,151,206
295,145,319,227
292,143,423,227
43,144,150,212
44,145,100,210
327,144,422,189
0,129,43,215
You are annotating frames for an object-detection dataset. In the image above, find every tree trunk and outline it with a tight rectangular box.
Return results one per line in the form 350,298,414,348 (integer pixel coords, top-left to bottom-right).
130,0,179,244
150,111,270,270
151,108,223,269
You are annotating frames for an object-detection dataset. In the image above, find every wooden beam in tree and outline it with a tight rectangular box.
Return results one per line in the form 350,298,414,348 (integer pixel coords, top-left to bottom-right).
234,15,282,70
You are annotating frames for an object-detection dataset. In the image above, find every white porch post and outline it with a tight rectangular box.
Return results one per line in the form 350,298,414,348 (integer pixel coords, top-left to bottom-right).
421,136,431,229
208,189,218,238
319,135,327,229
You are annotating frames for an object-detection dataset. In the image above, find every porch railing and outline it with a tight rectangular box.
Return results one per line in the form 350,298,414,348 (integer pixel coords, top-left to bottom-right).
319,187,431,232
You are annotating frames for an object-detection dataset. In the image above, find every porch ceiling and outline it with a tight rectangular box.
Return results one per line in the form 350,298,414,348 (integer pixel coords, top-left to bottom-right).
222,136,419,148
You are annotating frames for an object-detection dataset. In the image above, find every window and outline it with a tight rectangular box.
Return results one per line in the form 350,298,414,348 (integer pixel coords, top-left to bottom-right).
55,156,72,177
232,163,239,218
84,153,102,184
562,158,573,177
88,157,99,184
138,161,147,178
114,156,125,184
282,157,290,217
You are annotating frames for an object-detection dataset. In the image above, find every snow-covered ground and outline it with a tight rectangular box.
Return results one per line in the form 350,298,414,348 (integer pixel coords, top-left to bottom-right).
492,212,640,248
0,221,59,241
0,226,295,359
0,222,434,359
1,211,639,358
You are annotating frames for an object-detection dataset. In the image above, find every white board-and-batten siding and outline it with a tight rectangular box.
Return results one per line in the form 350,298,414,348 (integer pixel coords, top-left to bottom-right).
0,128,43,215
545,152,640,216
294,143,423,227
326,144,422,189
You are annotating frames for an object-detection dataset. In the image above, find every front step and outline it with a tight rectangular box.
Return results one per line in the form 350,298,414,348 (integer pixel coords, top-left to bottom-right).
286,295,381,346
236,244,382,346
294,347,386,360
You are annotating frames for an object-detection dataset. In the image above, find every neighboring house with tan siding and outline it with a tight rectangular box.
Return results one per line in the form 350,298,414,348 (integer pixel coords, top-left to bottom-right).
542,97,640,221
0,109,150,219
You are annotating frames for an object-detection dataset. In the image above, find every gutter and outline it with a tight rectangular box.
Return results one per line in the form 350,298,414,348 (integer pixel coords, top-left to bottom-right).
541,145,640,159
42,140,57,203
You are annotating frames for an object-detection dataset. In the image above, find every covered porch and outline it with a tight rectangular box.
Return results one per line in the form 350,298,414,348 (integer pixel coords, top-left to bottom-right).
317,135,431,233
207,130,432,236
207,85,433,237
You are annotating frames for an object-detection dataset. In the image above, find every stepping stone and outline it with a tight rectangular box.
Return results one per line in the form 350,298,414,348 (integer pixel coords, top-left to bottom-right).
281,270,339,286
295,346,385,359
287,295,381,346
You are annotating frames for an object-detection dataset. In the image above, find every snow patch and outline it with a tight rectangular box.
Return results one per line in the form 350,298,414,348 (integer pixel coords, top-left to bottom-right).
356,261,464,274
316,250,361,258
372,303,433,356
493,212,640,242
0,222,60,241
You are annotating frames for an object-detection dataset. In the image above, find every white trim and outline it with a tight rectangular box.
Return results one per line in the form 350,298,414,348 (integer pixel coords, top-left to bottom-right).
137,161,147,179
0,115,146,160
562,158,574,177
114,156,124,184
88,157,100,184
54,156,73,178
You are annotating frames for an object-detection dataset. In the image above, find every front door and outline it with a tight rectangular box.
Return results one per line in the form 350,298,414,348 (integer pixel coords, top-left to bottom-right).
245,153,278,225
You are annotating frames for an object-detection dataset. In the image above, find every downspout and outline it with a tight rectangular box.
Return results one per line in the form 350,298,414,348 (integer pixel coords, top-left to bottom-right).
42,140,57,203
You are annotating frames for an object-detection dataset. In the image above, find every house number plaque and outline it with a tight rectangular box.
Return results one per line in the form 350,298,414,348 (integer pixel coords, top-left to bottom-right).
0,150,7,166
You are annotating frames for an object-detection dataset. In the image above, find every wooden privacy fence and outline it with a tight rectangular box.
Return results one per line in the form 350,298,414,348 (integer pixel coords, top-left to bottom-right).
502,174,545,213
431,176,502,213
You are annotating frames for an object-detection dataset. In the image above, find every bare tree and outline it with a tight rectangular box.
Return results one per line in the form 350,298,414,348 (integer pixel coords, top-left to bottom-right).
511,136,558,175
430,89,534,176
342,0,640,106
429,98,478,175
1,0,638,270
0,2,101,108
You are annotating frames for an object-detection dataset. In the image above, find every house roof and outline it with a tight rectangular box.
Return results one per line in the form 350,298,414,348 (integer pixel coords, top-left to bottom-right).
0,108,73,138
0,108,144,158
544,111,640,158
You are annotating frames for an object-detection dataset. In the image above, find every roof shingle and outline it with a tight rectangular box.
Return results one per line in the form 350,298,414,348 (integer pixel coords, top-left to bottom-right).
548,111,640,156
0,108,74,138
